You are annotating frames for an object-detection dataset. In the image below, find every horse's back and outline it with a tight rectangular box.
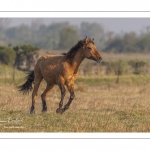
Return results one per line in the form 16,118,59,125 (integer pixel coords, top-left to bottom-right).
39,54,63,62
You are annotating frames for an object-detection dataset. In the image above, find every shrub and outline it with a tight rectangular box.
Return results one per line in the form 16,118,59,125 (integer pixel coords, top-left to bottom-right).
105,60,129,75
128,60,148,74
0,46,16,65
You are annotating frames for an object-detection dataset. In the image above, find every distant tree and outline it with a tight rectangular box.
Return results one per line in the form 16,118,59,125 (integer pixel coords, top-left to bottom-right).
137,27,150,52
31,18,44,30
105,31,114,45
36,22,71,49
59,26,79,49
0,46,16,65
5,24,36,45
123,32,138,52
13,45,40,70
104,35,124,53
104,32,139,53
129,60,148,74
80,22,105,49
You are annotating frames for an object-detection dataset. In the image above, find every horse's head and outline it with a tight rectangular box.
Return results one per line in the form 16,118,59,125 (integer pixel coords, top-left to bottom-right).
83,37,102,63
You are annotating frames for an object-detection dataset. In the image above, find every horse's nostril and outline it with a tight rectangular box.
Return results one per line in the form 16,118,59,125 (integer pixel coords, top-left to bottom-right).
99,57,102,60
99,57,102,62
96,57,102,62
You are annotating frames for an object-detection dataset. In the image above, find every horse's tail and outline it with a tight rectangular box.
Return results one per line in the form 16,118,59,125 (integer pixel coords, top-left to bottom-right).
18,70,34,94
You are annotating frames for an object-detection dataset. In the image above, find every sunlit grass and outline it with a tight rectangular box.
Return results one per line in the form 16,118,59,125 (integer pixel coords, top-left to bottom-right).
0,64,26,84
1,62,150,132
77,74,150,86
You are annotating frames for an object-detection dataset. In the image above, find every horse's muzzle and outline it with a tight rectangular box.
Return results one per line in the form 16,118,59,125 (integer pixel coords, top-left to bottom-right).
96,57,102,63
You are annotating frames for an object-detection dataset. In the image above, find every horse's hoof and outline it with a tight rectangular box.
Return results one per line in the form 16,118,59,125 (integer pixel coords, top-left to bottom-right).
56,108,64,114
30,110,35,114
42,106,47,112
42,109,47,113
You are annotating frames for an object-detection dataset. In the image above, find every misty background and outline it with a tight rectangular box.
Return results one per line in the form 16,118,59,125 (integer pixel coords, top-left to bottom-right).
10,18,150,35
0,18,150,51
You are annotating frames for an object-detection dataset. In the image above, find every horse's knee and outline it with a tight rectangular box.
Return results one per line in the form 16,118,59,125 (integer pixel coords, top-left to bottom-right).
59,101,63,108
61,88,66,97
32,91,38,99
41,93,45,99
63,90,66,96
71,93,75,99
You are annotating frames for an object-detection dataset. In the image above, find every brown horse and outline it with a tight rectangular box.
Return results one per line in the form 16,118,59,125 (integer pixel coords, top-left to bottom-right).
18,37,102,114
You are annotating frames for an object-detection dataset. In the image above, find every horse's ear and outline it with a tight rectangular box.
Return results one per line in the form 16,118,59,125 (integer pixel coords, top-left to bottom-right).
92,38,94,42
85,37,88,44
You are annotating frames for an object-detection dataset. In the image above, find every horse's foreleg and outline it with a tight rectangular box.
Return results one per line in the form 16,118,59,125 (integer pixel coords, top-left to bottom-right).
41,84,54,112
63,81,75,112
57,81,75,114
56,80,66,114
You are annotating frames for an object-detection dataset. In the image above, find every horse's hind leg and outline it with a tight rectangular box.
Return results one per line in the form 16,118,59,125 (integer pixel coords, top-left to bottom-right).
30,74,43,114
41,83,54,112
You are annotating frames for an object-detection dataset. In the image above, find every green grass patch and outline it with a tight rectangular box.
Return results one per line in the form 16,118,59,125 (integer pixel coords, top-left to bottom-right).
0,64,26,85
0,108,150,132
76,75,150,86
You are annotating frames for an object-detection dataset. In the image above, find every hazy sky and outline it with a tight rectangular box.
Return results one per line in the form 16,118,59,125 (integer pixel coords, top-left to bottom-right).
10,18,150,34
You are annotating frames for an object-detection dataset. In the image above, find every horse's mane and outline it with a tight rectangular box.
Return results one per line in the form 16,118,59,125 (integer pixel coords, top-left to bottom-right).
63,37,94,58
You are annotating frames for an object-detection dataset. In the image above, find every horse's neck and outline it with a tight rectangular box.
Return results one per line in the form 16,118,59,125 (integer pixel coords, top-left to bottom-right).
68,49,85,73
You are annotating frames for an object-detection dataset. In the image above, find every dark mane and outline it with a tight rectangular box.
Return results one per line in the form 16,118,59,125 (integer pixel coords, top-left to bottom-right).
63,37,94,58
64,40,84,57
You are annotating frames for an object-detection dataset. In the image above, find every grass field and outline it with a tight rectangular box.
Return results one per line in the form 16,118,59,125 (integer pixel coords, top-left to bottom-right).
0,73,150,132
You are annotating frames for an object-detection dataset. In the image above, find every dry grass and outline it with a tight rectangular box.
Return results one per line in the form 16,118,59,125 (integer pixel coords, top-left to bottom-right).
99,52,150,62
0,75,150,132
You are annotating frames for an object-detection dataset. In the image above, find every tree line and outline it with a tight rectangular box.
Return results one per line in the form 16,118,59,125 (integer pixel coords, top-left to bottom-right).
0,18,150,53
0,19,104,50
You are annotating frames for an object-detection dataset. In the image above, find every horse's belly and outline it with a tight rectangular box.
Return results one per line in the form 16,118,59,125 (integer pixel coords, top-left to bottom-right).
41,68,58,84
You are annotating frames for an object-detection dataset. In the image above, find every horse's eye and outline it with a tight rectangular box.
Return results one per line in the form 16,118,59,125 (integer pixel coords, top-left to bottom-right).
87,47,92,50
